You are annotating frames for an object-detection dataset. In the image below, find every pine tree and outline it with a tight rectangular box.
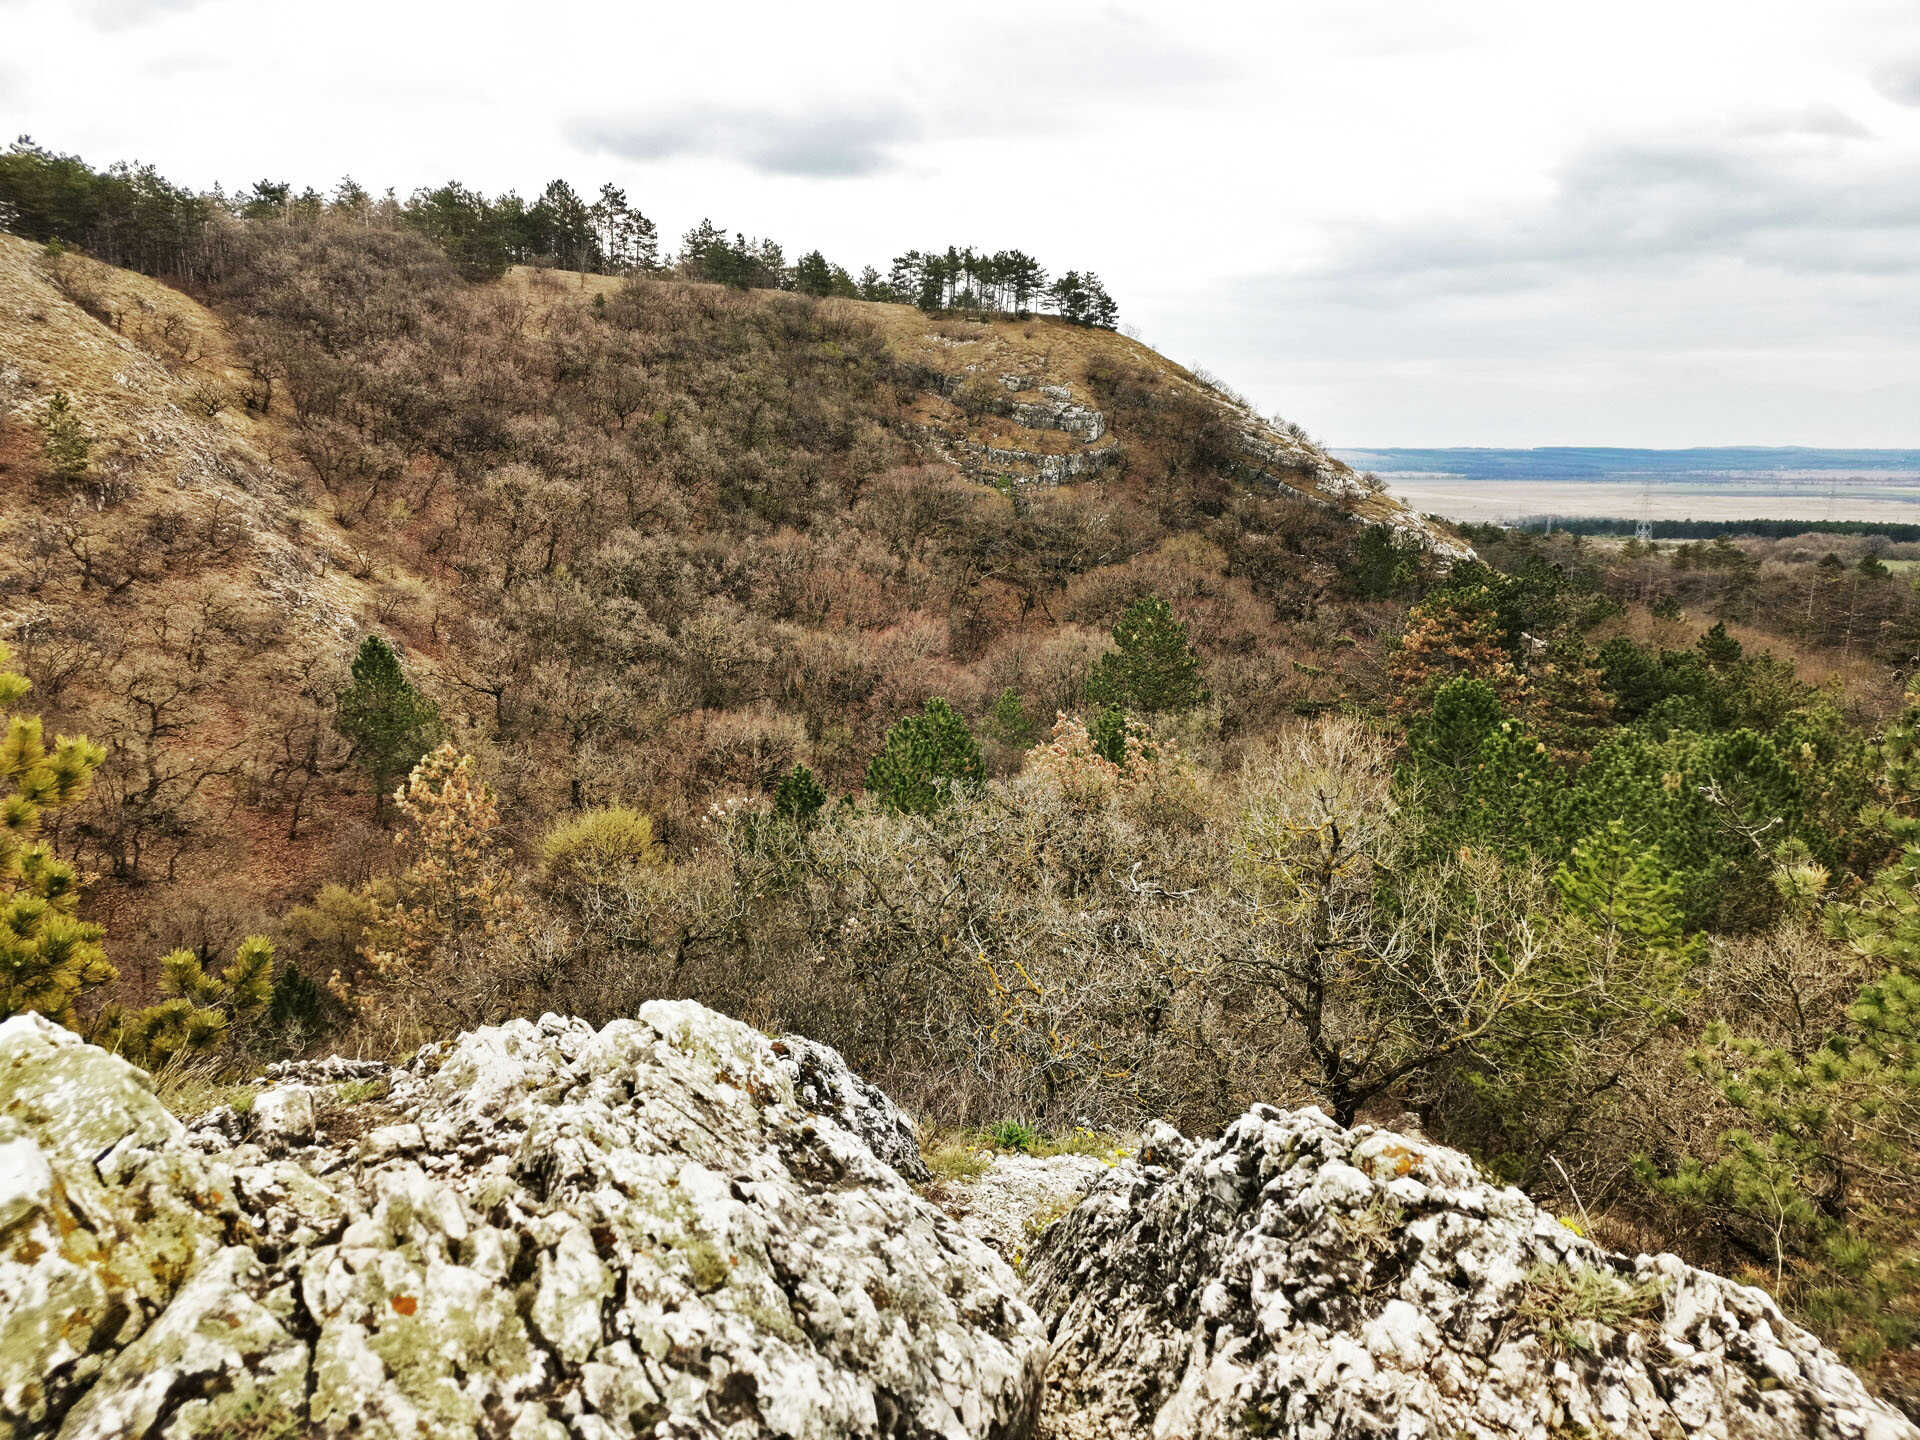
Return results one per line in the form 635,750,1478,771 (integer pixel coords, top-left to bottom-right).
532,178,597,271
1554,822,1699,981
336,635,441,818
1089,704,1131,765
589,182,656,272
1698,621,1743,669
1658,703,1920,1284
792,250,835,297
865,699,984,814
98,935,275,1068
1388,586,1528,717
1404,675,1507,780
772,763,827,825
985,688,1037,749
1401,680,1568,864
0,644,111,1027
1528,637,1615,767
37,390,89,485
367,744,520,978
1085,596,1208,716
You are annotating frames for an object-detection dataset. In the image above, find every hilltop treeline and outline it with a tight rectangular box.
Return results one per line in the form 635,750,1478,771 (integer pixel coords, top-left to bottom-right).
0,137,1120,326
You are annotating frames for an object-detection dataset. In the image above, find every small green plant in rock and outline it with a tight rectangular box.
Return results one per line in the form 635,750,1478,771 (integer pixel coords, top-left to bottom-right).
1516,1262,1666,1356
988,1118,1039,1153
921,1133,992,1183
1027,1124,1127,1160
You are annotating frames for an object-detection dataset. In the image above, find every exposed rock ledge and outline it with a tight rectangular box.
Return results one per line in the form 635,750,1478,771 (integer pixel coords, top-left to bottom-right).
0,1006,1041,1439
3,1008,1908,1440
1028,1106,1915,1440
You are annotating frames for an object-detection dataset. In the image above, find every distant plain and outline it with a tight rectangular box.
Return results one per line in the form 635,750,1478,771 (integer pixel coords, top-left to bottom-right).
1334,448,1920,526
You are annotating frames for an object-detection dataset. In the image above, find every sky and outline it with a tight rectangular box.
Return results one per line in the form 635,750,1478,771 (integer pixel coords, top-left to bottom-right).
3,0,1919,447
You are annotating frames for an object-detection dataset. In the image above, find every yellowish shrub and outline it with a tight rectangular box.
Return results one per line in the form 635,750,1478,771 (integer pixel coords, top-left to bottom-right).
540,805,665,894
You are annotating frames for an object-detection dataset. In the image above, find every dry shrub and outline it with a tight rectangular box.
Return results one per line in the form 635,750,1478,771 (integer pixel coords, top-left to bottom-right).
979,626,1108,723
677,708,808,794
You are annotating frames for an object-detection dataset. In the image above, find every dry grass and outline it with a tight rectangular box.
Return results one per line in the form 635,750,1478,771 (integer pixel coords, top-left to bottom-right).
0,233,371,638
0,234,415,967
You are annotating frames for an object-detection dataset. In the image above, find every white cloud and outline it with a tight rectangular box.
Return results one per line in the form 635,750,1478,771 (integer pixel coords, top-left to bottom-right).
83,0,209,29
1875,56,1920,105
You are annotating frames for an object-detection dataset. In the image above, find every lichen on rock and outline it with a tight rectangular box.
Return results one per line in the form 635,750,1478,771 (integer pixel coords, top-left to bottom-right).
0,1003,1045,1439
1026,1103,1915,1440
771,1031,930,1183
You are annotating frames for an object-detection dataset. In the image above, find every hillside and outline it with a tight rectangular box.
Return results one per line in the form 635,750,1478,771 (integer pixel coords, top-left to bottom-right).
0,225,1460,966
498,262,1465,546
0,233,399,975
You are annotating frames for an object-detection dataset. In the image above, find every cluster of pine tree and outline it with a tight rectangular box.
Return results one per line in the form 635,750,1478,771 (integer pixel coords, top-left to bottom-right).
886,247,1118,326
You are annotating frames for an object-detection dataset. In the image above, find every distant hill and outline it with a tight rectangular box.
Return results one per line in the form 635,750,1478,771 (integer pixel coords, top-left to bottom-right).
1334,446,1920,480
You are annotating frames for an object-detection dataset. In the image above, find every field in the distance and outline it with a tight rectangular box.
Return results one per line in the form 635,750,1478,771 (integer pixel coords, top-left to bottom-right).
1335,447,1920,526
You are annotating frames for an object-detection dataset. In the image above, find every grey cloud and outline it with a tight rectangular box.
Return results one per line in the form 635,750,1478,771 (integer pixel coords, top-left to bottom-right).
1295,131,1920,307
928,11,1235,131
1009,10,1232,90
140,53,225,78
1731,105,1871,138
567,14,1227,176
567,102,922,178
1310,3,1478,58
1165,121,1920,444
1874,55,1920,105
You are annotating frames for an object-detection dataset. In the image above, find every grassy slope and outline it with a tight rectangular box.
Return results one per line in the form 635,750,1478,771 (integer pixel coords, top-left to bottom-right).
507,264,1458,534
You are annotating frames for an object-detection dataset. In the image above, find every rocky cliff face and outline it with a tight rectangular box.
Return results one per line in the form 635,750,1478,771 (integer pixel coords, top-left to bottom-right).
1027,1107,1915,1440
3,1010,1906,1440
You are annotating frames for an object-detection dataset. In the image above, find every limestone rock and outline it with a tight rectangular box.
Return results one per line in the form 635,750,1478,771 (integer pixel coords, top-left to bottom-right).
1027,1103,1915,1440
940,1153,1109,1265
1007,392,1105,442
0,1003,1045,1439
250,1083,316,1149
772,1032,930,1182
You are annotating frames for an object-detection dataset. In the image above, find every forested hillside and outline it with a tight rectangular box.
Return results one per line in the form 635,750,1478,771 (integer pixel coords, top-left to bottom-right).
2,143,1918,1408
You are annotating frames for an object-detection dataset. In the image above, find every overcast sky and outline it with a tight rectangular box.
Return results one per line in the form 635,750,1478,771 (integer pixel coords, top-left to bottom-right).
4,0,1919,446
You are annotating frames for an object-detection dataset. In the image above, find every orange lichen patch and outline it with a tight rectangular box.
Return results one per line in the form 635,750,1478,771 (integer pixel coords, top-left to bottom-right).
390,1294,418,1316
1367,1142,1421,1180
